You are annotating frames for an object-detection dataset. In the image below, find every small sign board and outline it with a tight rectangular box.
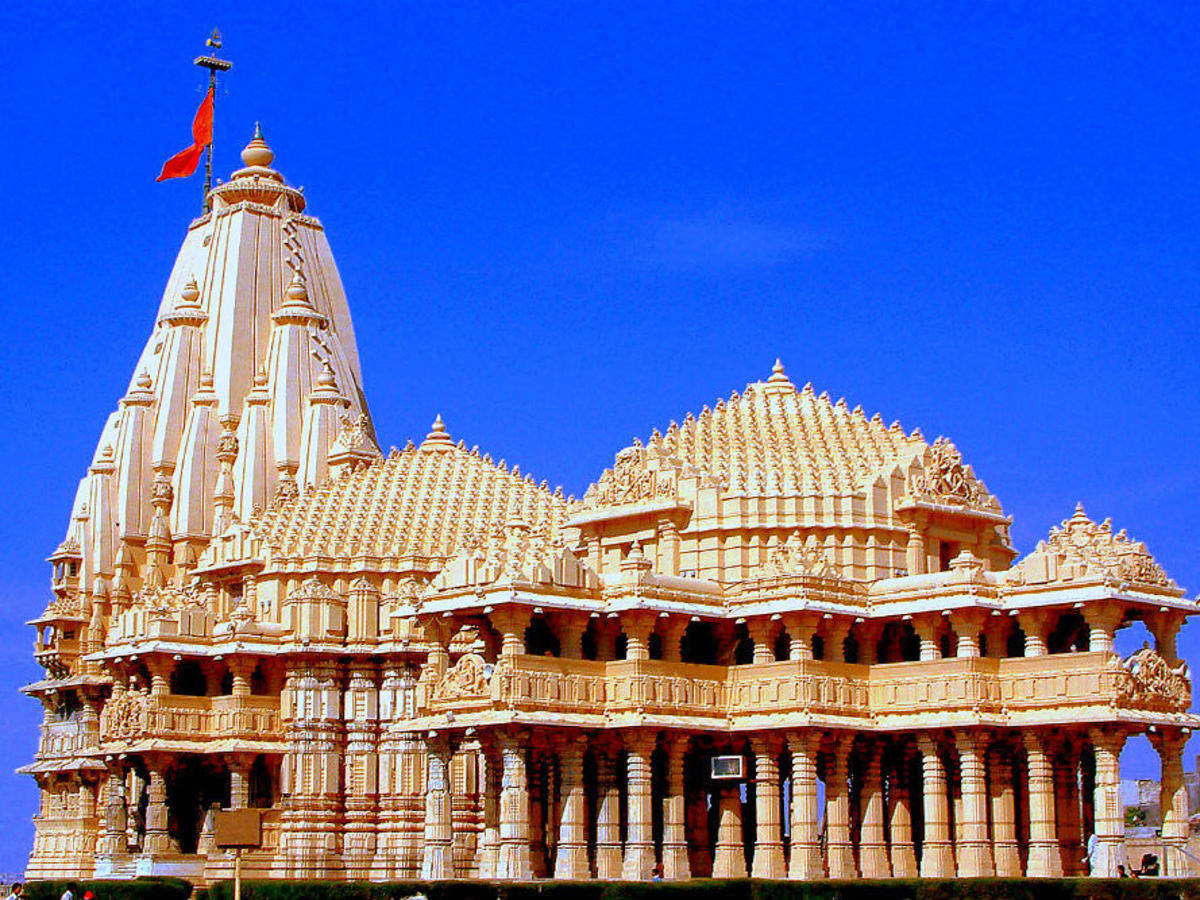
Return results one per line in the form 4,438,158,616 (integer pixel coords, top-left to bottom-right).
215,809,262,849
711,754,745,780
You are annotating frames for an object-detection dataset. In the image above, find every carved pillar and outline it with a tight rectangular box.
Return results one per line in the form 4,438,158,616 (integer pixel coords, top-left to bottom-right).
1017,610,1050,657
749,620,776,665
228,754,251,809
661,734,690,880
750,735,785,878
1146,610,1186,664
1152,727,1191,876
343,659,379,878
657,516,681,576
786,612,818,661
623,612,657,662
887,742,917,878
983,615,1012,658
595,741,623,879
493,607,532,658
857,621,883,665
918,735,953,877
420,733,454,879
1053,739,1083,875
823,618,851,663
1024,731,1062,877
496,729,532,880
622,731,656,879
788,731,823,879
858,740,891,877
100,762,128,856
143,757,172,855
1088,729,1126,877
955,731,994,876
686,759,712,877
825,735,856,877
988,744,1020,877
913,615,941,661
951,610,985,659
905,520,927,575
712,782,747,878
1082,602,1124,654
661,618,688,664
555,613,589,660
553,734,589,879
476,740,501,879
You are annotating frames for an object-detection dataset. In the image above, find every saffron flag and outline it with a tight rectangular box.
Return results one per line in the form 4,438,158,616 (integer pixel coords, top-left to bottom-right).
157,88,214,182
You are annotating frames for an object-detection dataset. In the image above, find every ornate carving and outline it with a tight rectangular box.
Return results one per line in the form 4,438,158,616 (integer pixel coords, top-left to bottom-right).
432,653,492,701
1117,643,1191,712
100,690,149,741
332,413,376,453
1013,504,1175,588
584,446,675,508
907,438,999,511
764,532,834,578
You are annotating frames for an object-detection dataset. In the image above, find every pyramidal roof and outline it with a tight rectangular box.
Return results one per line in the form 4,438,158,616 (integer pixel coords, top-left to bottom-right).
60,128,379,595
584,360,927,504
257,417,567,564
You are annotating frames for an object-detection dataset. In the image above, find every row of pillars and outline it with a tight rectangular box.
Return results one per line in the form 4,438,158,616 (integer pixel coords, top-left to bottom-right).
416,726,1191,881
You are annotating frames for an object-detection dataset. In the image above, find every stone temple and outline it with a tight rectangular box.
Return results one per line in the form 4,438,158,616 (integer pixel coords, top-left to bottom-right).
22,128,1197,885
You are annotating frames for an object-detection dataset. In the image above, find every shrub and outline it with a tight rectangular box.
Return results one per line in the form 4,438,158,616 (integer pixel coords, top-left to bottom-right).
23,878,191,900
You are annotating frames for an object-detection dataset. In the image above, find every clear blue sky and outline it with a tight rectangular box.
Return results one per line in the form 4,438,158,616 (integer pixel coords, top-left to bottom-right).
0,0,1198,874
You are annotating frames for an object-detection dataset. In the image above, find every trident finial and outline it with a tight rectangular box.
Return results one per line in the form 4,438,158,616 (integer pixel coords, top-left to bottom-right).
194,31,233,213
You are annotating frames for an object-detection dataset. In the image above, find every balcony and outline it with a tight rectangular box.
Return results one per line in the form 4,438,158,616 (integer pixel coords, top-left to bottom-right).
100,693,283,746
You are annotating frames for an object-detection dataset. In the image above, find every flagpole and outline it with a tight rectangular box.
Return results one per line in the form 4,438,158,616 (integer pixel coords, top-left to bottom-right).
194,29,232,214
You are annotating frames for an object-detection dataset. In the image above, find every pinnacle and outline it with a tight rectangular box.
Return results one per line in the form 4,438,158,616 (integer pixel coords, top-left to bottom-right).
241,122,275,169
763,357,794,394
420,413,455,452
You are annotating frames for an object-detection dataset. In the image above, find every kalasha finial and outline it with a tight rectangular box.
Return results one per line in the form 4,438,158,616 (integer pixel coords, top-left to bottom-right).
241,122,275,169
763,357,794,394
420,414,455,452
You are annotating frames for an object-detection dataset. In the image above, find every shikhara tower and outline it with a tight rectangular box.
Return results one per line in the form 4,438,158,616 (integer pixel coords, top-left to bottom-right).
23,128,1198,886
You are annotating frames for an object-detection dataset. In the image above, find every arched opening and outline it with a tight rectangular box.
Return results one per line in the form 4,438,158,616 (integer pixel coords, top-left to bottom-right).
525,616,561,657
681,621,718,665
166,755,228,854
1048,611,1089,654
170,660,206,697
1116,615,1155,659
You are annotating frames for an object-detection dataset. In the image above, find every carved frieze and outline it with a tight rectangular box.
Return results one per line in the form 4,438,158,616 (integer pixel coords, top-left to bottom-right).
1116,644,1191,712
907,437,1000,511
584,446,677,509
432,653,492,702
100,690,148,741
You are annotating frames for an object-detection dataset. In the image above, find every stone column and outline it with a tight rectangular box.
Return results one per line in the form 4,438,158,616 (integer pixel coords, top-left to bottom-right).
623,612,657,662
951,610,985,658
712,783,747,878
825,735,856,877
1152,727,1191,876
595,742,623,879
988,745,1020,877
1088,729,1126,877
1146,609,1186,664
788,731,823,879
553,734,589,879
100,763,128,856
421,732,455,879
657,517,682,575
749,620,776,665
622,731,656,879
1017,610,1050,657
661,735,690,880
1024,731,1062,877
476,740,501,879
887,743,917,878
229,754,251,809
493,607,532,658
787,612,818,661
686,765,712,877
913,615,941,661
823,618,851,663
917,735,953,877
1082,602,1124,654
1053,741,1083,875
983,616,1012,659
858,741,891,877
750,735,786,878
661,618,688,664
143,757,172,855
905,520,927,575
955,731,994,876
556,613,589,660
496,730,532,880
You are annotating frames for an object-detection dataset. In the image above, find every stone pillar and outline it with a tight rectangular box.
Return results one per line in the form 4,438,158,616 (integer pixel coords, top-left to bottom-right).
857,621,883,665
100,763,128,856
623,612,657,662
553,734,589,879
661,618,688,664
823,618,851,663
685,765,712,877
229,657,254,697
918,735,953,877
147,657,171,697
712,783,747,878
951,610,985,659
887,743,917,878
750,735,786,878
788,731,823,879
622,731,656,879
1082,602,1124,654
913,615,941,661
955,731,994,876
343,659,379,879
476,741,501,879
658,517,682,576
1017,610,1050,657
229,754,251,809
143,757,172,855
1024,731,1062,877
1152,727,1191,876
496,730,532,880
983,616,1012,659
1146,610,1186,664
787,612,818,661
749,620,776,665
556,613,589,660
988,745,1020,877
661,735,690,880
595,742,623,879
494,607,532,658
1053,741,1083,875
421,733,455,879
858,741,891,877
826,735,856,877
905,520,927,575
1088,729,1126,877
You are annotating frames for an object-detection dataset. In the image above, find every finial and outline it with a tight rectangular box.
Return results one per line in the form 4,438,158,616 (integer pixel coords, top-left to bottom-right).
136,370,153,389
1071,502,1089,523
285,271,310,305
180,277,201,304
241,123,274,169
317,360,337,388
420,414,454,452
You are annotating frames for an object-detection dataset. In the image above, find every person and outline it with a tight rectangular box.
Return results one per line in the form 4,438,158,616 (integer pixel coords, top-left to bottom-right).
60,885,76,900
1084,832,1098,874
1139,853,1160,876
82,892,95,900
1117,864,1129,877
3,884,21,900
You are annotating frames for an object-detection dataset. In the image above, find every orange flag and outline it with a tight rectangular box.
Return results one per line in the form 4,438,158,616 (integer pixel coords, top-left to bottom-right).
157,88,214,181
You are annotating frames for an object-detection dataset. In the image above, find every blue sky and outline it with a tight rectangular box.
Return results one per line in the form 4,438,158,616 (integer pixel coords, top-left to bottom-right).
1,0,1198,874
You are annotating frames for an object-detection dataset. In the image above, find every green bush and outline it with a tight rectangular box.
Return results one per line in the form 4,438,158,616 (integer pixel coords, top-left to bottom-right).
23,878,191,900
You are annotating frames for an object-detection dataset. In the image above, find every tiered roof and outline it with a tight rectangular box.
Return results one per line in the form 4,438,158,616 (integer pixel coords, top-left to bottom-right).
258,417,568,563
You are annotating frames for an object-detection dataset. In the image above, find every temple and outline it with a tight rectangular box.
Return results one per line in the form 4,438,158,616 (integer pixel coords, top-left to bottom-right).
22,128,1198,885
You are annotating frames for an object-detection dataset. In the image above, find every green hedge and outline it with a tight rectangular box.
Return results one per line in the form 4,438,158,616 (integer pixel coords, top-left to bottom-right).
23,878,192,900
196,880,1200,900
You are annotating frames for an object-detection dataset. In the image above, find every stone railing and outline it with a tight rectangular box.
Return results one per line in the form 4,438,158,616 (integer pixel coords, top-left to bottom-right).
424,648,1188,725
101,693,282,744
38,720,96,759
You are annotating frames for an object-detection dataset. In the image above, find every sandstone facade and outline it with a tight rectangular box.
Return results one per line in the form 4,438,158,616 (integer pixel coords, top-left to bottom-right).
22,129,1198,884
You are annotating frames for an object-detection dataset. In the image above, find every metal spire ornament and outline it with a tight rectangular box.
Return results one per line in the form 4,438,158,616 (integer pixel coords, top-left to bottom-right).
194,28,233,213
